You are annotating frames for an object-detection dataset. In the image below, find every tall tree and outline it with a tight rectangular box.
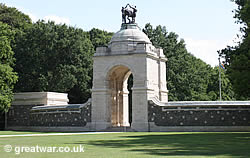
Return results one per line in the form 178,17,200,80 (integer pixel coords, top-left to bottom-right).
14,21,94,103
0,22,18,112
218,0,250,100
0,4,31,112
143,23,234,101
0,3,32,30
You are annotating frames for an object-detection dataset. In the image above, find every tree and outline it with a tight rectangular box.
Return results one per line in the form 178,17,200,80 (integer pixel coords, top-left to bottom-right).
218,0,250,100
89,28,113,50
143,23,234,101
14,21,94,103
0,22,18,112
0,4,31,112
207,67,235,100
0,3,32,30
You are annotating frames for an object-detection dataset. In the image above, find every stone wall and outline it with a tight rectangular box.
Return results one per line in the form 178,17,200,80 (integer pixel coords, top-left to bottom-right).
7,99,91,130
0,112,5,130
148,98,250,131
30,102,91,127
7,105,36,126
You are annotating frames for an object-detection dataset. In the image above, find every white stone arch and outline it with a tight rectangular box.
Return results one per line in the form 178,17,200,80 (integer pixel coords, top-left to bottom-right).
104,63,136,82
105,65,133,127
91,23,168,131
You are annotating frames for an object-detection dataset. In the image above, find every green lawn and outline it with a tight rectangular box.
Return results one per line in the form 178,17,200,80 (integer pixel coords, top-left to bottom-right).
0,131,249,158
0,131,54,135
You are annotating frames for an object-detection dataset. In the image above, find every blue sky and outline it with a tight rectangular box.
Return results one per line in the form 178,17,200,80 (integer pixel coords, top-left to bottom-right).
1,0,240,66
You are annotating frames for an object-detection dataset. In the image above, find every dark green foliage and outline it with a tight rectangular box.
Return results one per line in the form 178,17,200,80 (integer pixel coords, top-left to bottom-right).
0,3,32,30
0,3,30,112
143,24,234,101
89,28,113,49
14,21,94,103
207,67,235,100
218,0,250,100
0,22,18,112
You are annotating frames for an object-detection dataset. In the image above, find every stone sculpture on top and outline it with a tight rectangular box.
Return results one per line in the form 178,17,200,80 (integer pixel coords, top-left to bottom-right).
121,4,137,24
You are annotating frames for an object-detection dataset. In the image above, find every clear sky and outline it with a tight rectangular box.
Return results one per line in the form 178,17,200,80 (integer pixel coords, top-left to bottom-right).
1,0,240,66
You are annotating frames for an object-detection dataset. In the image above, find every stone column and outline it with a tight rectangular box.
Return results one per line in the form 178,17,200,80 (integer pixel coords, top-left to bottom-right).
158,49,168,102
121,89,130,126
131,80,149,131
91,82,112,130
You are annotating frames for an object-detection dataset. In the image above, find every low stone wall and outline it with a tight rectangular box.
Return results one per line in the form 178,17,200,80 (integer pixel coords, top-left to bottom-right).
0,112,5,130
30,101,91,127
7,99,91,131
148,98,250,131
7,105,36,126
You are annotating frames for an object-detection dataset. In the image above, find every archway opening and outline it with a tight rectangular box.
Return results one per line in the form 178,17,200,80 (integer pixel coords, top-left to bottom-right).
108,65,133,127
127,74,133,125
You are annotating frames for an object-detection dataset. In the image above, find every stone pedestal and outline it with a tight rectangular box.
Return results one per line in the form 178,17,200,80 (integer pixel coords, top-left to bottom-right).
12,92,69,106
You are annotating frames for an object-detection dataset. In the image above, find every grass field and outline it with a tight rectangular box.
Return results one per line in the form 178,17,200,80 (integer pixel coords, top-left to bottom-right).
0,131,250,158
0,131,54,135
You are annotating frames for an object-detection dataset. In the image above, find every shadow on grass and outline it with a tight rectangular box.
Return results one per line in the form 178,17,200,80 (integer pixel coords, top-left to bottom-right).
82,132,250,157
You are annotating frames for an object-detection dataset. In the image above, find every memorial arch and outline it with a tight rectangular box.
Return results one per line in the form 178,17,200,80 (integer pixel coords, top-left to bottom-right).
91,23,168,131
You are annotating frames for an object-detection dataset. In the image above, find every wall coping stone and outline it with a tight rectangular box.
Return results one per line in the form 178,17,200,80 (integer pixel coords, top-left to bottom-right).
31,98,91,111
150,97,250,107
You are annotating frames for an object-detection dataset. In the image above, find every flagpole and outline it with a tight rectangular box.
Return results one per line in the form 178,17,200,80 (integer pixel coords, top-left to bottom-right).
218,57,222,101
